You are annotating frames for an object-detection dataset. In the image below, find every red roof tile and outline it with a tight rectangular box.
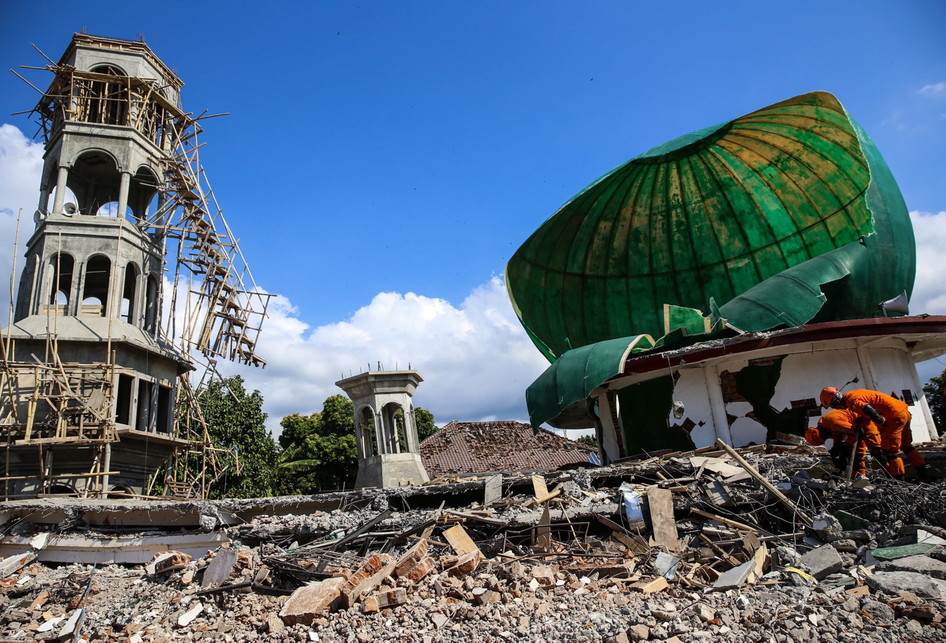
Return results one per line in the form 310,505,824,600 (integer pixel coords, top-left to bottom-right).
420,421,595,478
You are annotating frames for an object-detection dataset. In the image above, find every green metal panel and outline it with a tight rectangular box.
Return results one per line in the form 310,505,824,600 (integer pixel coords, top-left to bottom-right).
507,92,915,362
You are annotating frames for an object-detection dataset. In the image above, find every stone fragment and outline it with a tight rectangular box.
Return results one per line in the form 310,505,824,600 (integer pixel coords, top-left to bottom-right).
430,612,449,629
471,587,500,605
177,603,203,627
279,577,346,625
877,555,946,579
531,566,556,587
713,559,757,589
627,624,650,641
267,613,285,634
800,544,843,580
867,572,943,599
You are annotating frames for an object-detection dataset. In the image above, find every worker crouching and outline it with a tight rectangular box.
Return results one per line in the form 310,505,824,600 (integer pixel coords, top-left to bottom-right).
820,387,928,480
805,409,875,479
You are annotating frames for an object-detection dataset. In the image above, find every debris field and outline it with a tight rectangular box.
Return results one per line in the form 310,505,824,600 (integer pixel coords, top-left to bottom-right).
1,439,945,642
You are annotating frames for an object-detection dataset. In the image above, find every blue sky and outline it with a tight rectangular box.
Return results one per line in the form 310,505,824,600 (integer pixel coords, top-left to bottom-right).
1,2,945,432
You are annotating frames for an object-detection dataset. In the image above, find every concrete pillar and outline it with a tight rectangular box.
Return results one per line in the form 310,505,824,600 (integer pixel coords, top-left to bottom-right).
117,171,131,219
52,166,69,215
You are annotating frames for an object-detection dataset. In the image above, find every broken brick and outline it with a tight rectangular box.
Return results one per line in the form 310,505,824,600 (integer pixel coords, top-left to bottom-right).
445,550,481,577
394,539,429,577
339,554,396,608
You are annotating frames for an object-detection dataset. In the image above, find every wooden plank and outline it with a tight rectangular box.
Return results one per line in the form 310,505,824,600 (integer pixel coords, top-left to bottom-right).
534,506,552,550
531,475,548,501
442,524,479,556
714,439,813,526
646,486,681,553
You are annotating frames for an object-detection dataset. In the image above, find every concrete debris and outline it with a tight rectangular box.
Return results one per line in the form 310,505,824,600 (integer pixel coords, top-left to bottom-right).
0,441,943,640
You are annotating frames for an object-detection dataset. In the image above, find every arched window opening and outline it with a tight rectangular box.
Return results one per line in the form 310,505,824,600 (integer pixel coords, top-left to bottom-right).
45,484,77,497
86,65,128,126
144,275,159,334
47,253,74,315
359,407,377,458
69,151,120,216
81,255,111,317
383,403,408,454
121,263,139,324
95,201,133,218
45,185,79,216
128,166,159,224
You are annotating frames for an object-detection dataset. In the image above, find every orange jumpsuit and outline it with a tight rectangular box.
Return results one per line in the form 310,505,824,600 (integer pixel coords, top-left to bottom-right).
810,409,878,477
840,389,925,476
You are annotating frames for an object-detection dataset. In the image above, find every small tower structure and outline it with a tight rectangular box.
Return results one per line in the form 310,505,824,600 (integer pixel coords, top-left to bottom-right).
336,370,430,488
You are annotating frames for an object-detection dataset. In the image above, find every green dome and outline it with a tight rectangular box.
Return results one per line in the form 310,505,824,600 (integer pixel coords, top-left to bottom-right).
506,91,915,362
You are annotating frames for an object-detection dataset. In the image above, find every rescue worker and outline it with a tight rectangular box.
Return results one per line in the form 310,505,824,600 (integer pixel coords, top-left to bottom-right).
805,409,878,479
820,387,927,480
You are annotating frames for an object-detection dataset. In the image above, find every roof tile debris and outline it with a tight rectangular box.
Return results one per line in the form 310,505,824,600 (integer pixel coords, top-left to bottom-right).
420,420,595,478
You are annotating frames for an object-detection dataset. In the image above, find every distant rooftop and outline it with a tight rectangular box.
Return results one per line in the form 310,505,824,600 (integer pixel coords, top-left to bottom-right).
420,421,595,479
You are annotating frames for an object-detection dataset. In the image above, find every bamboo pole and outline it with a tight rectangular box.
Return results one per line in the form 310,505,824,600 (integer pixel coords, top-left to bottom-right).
714,438,813,526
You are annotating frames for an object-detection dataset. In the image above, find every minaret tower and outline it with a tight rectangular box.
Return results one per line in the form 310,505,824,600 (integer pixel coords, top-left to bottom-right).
1,34,195,497
336,370,430,488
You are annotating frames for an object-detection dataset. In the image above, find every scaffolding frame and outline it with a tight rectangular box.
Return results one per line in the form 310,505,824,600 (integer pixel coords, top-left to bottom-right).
0,36,265,499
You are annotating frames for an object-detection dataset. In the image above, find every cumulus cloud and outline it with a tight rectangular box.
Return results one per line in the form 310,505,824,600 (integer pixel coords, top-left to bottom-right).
0,124,44,313
918,82,946,97
909,210,946,315
220,278,551,435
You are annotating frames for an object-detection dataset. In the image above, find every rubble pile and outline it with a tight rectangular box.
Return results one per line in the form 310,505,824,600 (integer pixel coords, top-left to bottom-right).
1,441,945,642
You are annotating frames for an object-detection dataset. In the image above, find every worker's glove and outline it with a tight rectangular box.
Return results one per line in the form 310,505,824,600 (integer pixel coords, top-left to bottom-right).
869,447,889,465
829,442,852,469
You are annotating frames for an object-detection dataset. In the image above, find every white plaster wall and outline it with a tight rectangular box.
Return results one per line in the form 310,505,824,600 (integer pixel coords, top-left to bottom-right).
867,348,934,442
668,369,718,448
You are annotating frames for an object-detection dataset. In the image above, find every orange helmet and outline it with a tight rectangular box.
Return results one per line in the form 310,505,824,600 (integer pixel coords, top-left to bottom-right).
805,427,826,446
820,387,842,409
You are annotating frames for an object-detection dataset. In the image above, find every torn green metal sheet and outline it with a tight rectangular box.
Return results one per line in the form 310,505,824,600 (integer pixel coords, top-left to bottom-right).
525,335,654,427
870,543,937,560
506,91,915,362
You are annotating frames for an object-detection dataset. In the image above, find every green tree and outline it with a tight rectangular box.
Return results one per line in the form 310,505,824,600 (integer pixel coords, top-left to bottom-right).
415,408,438,442
923,369,946,431
198,375,278,499
577,435,599,449
276,396,358,493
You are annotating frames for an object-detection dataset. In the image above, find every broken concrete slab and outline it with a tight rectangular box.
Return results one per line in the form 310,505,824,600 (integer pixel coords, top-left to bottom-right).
866,571,944,599
280,577,347,625
201,546,238,588
799,544,843,580
876,555,946,580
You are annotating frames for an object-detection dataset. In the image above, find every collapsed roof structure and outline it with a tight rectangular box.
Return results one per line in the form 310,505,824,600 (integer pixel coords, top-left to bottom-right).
0,34,271,499
506,91,946,460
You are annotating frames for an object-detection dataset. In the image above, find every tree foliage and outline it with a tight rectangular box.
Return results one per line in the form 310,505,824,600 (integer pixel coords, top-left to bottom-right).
577,435,599,449
923,368,946,431
198,375,278,499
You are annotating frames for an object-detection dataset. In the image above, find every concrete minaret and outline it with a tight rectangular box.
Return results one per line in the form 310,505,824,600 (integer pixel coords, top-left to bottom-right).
336,370,430,488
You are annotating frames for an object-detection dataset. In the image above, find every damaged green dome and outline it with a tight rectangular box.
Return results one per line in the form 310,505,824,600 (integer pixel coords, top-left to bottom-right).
506,91,915,363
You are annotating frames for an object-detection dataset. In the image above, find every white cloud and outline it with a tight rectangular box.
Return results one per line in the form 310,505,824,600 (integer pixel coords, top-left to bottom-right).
220,278,551,435
909,210,946,316
918,82,946,97
0,124,45,314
